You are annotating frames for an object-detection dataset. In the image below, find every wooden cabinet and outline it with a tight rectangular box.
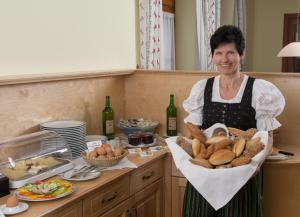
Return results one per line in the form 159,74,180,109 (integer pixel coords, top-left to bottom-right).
130,159,164,194
171,177,186,217
47,201,83,217
131,178,164,217
98,199,131,217
83,175,130,217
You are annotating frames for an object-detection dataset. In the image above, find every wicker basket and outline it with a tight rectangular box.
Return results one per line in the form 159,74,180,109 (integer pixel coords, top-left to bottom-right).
81,150,128,167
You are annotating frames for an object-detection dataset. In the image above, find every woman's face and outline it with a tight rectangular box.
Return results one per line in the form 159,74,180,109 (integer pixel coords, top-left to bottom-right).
212,42,243,75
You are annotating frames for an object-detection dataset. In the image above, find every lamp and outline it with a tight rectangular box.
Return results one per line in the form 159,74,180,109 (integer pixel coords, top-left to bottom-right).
277,0,300,57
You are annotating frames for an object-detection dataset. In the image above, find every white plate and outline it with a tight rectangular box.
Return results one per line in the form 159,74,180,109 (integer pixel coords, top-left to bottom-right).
60,171,101,181
267,153,289,161
41,121,85,128
0,202,29,215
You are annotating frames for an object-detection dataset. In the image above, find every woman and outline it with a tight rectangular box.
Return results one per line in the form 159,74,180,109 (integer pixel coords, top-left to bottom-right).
182,25,285,217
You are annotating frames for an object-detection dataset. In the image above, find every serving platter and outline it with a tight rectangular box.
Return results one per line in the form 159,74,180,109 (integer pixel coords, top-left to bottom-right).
15,179,75,201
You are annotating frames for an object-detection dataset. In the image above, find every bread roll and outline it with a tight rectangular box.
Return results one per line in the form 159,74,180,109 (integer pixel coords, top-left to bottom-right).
244,128,257,140
192,139,201,157
190,158,213,169
208,149,235,166
185,122,206,144
212,128,227,137
244,142,264,157
233,138,246,157
246,137,261,149
231,156,251,167
205,138,232,159
176,136,193,156
228,127,245,137
206,136,228,145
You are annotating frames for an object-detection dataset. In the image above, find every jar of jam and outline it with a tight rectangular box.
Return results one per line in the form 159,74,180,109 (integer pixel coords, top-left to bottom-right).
128,133,141,146
142,133,154,144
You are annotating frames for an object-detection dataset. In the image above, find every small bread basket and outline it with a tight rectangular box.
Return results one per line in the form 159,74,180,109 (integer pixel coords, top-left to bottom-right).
81,150,128,167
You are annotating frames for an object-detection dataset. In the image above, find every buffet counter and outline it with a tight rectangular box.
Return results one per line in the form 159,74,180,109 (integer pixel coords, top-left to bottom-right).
0,149,169,217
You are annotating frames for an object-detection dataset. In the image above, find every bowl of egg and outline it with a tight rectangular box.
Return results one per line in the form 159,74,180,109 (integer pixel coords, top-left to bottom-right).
81,143,127,167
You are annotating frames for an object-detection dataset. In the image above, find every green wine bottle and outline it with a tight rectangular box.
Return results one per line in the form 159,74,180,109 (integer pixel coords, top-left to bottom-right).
167,94,177,136
102,96,115,140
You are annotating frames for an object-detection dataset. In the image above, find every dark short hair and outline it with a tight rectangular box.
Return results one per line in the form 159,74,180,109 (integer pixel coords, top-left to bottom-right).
210,25,245,56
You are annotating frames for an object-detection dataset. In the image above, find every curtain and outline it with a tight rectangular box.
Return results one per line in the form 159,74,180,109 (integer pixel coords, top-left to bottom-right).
234,0,247,70
161,12,175,70
139,0,163,69
195,0,221,71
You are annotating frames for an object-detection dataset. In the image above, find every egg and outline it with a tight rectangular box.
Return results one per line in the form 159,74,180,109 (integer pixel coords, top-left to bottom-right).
106,152,115,158
6,195,19,208
95,147,106,156
104,146,112,153
88,150,98,158
113,147,122,156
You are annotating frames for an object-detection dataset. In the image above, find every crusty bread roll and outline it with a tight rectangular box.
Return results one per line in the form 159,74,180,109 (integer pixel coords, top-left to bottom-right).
205,136,228,145
233,138,246,157
244,139,264,157
208,149,236,166
190,158,213,169
244,128,257,140
231,155,251,167
228,127,257,141
212,128,227,137
205,138,232,159
192,139,201,157
185,122,206,144
176,136,193,156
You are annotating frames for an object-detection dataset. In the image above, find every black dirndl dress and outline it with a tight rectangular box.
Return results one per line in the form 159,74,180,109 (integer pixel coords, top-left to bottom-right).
182,77,263,217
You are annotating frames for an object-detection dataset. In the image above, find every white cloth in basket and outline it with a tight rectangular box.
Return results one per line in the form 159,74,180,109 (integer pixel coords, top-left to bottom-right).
166,123,269,210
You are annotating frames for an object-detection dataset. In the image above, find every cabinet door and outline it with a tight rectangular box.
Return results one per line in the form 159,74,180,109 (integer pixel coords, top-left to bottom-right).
98,199,131,217
132,178,163,217
46,201,83,217
171,177,187,217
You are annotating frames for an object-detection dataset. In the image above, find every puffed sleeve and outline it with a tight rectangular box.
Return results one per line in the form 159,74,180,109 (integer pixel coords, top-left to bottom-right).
252,79,286,131
182,79,207,125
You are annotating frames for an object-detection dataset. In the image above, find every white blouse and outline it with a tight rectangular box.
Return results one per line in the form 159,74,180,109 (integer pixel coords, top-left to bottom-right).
183,75,286,131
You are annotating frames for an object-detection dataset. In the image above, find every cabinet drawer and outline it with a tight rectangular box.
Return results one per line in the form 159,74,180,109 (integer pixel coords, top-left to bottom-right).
130,159,163,194
83,175,130,217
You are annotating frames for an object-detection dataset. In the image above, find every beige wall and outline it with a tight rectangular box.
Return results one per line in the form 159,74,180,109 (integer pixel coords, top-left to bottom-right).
246,0,296,72
0,0,136,75
0,72,128,140
175,0,197,70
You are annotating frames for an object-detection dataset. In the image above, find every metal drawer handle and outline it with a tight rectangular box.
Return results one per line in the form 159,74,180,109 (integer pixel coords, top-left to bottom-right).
102,192,118,203
142,171,154,180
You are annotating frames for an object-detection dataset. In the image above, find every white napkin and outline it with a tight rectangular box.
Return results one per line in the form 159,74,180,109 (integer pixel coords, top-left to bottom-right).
73,157,137,170
166,123,269,210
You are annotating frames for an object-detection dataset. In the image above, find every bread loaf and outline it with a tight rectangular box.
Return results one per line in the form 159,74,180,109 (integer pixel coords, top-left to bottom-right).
185,122,206,143
192,139,201,157
231,155,251,167
208,149,235,166
206,136,228,145
190,158,213,169
176,136,193,156
205,138,232,159
232,138,246,157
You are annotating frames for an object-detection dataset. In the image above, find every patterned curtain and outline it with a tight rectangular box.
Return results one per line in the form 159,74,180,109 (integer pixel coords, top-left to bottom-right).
139,0,163,69
234,0,247,70
195,0,220,71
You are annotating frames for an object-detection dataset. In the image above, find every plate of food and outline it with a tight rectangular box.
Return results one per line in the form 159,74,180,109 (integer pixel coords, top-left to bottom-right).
15,179,75,201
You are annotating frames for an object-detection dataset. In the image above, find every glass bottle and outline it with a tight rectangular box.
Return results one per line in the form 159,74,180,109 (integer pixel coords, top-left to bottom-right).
102,96,115,140
166,94,177,136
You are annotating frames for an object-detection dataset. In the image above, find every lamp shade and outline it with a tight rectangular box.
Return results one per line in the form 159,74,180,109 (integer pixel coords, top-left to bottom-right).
277,42,300,57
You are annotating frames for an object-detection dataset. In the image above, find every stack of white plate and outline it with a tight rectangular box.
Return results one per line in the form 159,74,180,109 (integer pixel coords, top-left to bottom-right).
40,120,87,159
